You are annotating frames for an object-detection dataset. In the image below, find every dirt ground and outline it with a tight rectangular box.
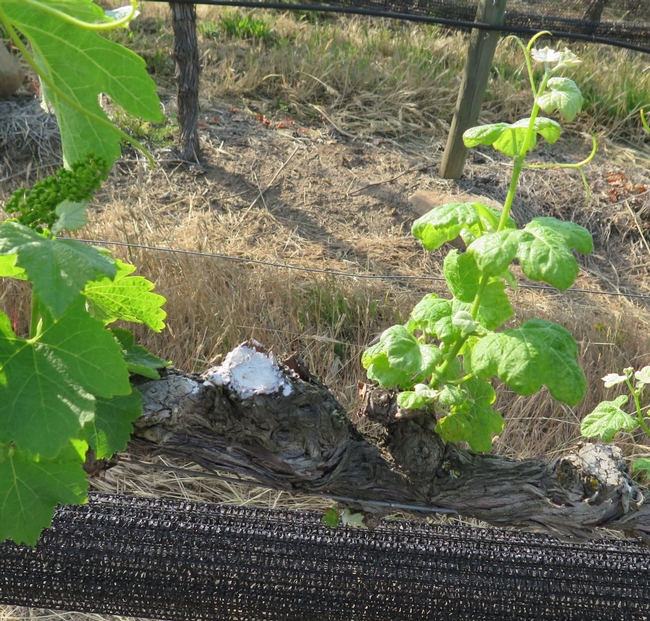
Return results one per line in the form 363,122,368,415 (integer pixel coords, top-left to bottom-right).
106,94,650,298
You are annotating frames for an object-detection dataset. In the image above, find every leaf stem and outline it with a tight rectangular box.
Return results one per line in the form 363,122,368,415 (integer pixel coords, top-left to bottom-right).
0,6,155,167
437,335,468,378
29,293,41,339
20,0,138,30
523,132,597,171
470,273,490,318
468,54,552,348
628,379,650,437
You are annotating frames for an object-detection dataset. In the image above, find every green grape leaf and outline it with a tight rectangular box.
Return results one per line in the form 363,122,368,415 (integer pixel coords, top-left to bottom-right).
463,123,510,148
382,325,425,375
525,217,593,254
500,268,518,292
471,319,586,405
0,441,89,546
3,0,162,166
438,384,468,407
0,315,95,457
580,395,636,442
469,218,592,290
397,390,434,411
364,353,415,389
84,259,167,331
361,341,383,371
322,508,340,528
111,326,137,349
436,377,502,452
434,313,461,344
111,328,170,379
81,389,142,458
41,297,131,398
407,294,452,336
340,508,367,528
443,250,480,302
409,295,484,344
52,200,89,234
0,253,26,279
464,118,562,157
475,281,513,331
362,325,442,389
516,218,593,290
632,458,650,476
0,298,130,458
412,202,513,251
436,401,503,453
0,221,116,318
468,229,523,276
382,325,442,378
536,77,583,122
528,117,563,144
495,117,562,157
126,348,169,379
443,251,513,330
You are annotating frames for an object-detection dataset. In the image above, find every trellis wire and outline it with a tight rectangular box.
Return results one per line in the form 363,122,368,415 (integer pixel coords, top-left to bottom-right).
71,237,650,302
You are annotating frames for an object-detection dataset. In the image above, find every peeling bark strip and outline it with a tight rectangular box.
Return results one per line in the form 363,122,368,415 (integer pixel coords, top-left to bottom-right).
170,2,200,161
131,345,650,541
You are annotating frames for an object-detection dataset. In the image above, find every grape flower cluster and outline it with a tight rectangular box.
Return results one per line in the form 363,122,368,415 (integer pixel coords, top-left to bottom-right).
4,154,110,232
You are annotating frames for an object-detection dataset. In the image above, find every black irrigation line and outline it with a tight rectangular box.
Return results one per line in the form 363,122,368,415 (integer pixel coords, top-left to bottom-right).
72,237,650,302
149,0,650,54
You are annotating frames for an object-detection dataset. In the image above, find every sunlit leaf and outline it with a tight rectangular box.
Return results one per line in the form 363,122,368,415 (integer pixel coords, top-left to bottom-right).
3,0,162,166
536,77,583,122
471,319,586,405
0,442,88,546
580,395,636,442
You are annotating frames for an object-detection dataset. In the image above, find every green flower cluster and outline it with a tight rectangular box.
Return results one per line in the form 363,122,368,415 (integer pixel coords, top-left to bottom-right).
5,154,110,231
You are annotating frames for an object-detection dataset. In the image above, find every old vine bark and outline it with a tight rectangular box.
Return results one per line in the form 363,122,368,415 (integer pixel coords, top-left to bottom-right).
127,351,650,542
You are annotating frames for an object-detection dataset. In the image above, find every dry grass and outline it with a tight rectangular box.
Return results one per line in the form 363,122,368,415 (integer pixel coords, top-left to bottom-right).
97,3,650,146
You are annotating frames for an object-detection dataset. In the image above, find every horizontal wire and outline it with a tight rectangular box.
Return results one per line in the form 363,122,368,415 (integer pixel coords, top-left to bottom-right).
121,457,458,514
72,237,650,302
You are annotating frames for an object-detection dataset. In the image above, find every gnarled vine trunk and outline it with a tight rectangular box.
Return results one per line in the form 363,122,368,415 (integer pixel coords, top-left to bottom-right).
128,348,650,542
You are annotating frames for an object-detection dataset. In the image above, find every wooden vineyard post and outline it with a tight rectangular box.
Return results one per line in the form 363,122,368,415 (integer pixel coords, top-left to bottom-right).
439,0,507,179
170,1,201,162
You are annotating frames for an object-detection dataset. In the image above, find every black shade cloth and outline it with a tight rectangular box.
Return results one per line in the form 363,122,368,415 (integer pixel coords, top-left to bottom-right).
2,493,650,621
153,0,650,53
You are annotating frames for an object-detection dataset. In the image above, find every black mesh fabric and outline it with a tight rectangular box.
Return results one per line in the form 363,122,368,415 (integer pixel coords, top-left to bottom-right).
2,493,650,621
156,0,650,52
